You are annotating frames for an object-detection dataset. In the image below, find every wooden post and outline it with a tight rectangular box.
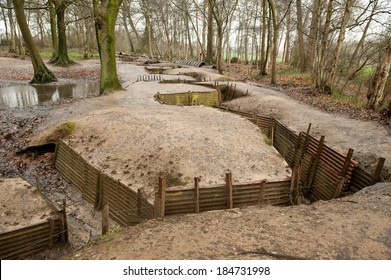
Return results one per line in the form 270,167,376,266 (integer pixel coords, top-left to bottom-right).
49,218,55,248
95,173,103,210
307,136,325,187
137,189,142,217
155,176,167,218
226,171,233,209
292,133,302,167
62,199,68,243
371,157,386,185
333,177,346,198
290,165,301,205
52,142,59,165
102,204,110,235
35,176,41,193
194,177,200,213
298,123,312,165
258,180,267,204
340,148,354,177
271,119,275,147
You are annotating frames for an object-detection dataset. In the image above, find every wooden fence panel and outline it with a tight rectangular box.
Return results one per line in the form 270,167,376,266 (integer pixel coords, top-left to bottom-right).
54,141,155,226
101,174,139,226
0,218,62,260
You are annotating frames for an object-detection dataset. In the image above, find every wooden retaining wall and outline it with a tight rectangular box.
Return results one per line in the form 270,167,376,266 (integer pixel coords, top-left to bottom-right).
0,196,67,260
156,91,220,107
218,105,385,199
155,173,295,218
54,141,154,226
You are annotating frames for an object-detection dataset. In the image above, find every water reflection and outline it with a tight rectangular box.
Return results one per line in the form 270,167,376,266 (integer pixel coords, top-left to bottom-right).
0,82,99,108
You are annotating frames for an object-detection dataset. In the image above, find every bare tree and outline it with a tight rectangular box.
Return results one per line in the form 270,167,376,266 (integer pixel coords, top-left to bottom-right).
367,39,391,109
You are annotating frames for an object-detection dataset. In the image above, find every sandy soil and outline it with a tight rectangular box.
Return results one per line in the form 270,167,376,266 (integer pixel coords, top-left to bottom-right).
69,183,391,260
27,63,291,202
1,57,390,260
224,83,391,179
0,178,55,232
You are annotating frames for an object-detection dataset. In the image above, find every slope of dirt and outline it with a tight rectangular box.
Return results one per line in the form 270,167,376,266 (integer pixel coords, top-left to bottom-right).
223,83,391,180
28,69,291,201
0,178,55,232
68,183,391,260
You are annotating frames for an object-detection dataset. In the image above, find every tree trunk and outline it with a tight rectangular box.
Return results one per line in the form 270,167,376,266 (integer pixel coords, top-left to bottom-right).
325,0,355,92
307,0,321,71
268,0,278,84
295,0,306,72
344,0,378,84
48,0,59,59
140,0,154,57
283,6,291,63
206,0,214,64
6,0,16,53
12,0,57,83
93,0,124,95
50,0,74,66
367,39,391,109
121,3,135,53
316,0,334,92
259,0,267,75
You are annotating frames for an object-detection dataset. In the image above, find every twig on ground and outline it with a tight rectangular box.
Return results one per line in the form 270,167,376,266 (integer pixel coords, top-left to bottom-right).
237,248,309,260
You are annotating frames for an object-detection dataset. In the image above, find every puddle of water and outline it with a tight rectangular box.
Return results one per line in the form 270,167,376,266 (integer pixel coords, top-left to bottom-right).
0,82,99,108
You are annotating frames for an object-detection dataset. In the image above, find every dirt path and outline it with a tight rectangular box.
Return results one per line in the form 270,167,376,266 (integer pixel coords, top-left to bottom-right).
224,82,391,180
69,183,391,260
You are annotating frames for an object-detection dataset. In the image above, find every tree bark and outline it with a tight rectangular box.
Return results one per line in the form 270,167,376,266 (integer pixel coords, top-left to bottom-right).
267,0,278,84
12,0,57,83
50,0,74,66
295,0,306,72
259,0,267,75
307,0,321,71
93,0,124,95
316,0,333,92
367,39,391,109
48,0,59,59
206,0,214,64
140,0,154,57
6,0,16,53
325,0,355,92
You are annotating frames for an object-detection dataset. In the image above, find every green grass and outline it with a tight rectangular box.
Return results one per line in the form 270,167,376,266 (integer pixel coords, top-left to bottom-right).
40,50,98,60
331,89,366,109
353,66,375,83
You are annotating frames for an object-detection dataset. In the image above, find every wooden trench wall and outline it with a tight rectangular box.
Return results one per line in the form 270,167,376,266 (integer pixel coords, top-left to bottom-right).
155,91,220,107
0,193,68,260
54,141,154,226
53,105,385,224
155,175,293,217
218,105,385,200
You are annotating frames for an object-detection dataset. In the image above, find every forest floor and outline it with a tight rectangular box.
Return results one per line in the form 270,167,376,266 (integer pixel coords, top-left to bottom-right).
0,55,390,260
